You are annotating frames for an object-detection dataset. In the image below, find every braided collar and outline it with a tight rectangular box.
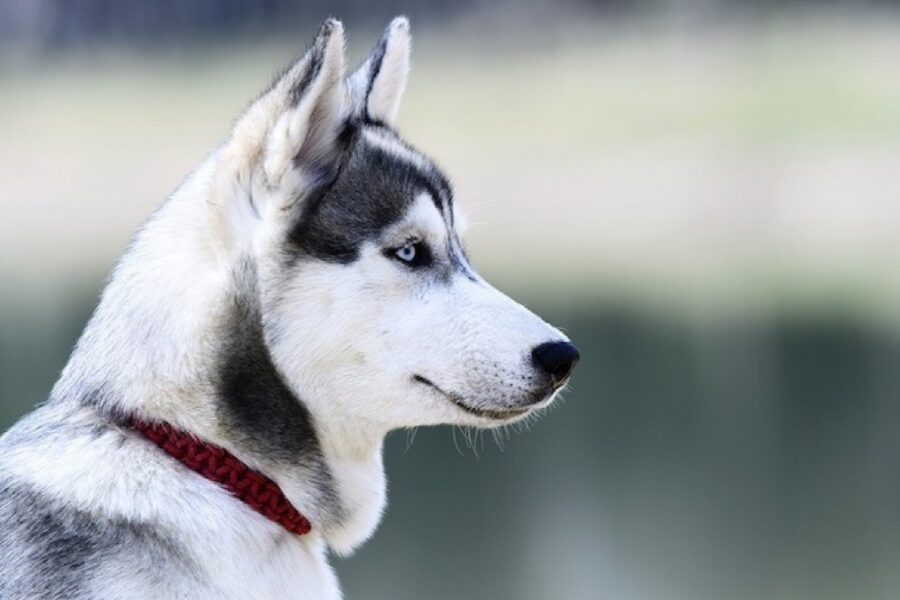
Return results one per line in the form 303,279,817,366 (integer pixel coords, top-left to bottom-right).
129,418,312,536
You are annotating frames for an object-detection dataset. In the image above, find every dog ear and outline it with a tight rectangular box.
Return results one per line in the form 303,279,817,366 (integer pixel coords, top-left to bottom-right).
347,16,411,127
228,18,346,192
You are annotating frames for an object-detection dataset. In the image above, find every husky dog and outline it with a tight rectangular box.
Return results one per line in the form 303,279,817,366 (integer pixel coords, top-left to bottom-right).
0,17,579,599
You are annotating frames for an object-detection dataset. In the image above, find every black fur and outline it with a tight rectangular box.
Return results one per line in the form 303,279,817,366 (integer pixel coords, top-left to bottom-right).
290,46,323,108
289,20,333,107
214,261,341,521
363,34,389,122
217,263,322,462
287,125,455,265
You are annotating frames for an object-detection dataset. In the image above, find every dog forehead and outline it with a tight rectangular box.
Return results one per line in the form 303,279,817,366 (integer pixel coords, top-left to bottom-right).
403,192,448,234
387,192,448,237
287,125,453,263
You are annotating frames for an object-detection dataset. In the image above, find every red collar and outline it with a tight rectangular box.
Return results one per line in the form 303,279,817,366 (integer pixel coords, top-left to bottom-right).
129,418,312,536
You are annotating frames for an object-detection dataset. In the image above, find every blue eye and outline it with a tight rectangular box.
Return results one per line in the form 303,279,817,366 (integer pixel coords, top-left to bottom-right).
388,240,432,268
395,243,416,262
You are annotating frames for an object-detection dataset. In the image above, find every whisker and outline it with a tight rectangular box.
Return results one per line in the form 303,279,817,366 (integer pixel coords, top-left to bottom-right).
403,427,419,454
450,426,464,456
491,428,506,451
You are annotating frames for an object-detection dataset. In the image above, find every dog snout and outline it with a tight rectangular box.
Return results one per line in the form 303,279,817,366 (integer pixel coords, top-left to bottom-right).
531,341,580,385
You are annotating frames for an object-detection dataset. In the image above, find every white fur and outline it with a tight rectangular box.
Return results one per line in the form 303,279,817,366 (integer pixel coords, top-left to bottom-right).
362,127,430,171
346,16,410,126
0,16,573,599
263,21,345,188
0,404,339,599
366,17,411,125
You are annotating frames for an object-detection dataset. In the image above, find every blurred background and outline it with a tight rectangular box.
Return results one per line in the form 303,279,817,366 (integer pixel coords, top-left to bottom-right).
3,1,900,598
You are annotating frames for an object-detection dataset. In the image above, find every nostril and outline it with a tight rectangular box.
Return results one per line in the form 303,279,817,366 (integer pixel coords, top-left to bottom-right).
531,341,580,383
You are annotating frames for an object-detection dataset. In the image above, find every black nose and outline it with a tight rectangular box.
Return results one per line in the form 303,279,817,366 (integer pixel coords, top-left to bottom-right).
531,341,580,383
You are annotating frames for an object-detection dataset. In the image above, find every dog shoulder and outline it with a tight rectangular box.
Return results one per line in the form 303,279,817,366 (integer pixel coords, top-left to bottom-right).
0,405,199,598
0,474,199,598
0,403,341,599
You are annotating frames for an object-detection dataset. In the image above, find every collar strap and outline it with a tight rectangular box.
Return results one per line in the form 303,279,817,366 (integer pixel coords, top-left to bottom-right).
129,418,311,536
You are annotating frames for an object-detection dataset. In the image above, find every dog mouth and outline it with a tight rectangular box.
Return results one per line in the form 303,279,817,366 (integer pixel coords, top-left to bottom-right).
412,375,533,421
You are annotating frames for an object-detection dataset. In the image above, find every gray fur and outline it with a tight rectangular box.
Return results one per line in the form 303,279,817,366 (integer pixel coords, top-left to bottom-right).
215,260,343,522
0,462,195,599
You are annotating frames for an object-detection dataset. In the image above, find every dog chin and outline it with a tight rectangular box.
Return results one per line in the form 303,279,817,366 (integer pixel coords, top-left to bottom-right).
458,403,532,423
412,374,559,426
471,385,570,426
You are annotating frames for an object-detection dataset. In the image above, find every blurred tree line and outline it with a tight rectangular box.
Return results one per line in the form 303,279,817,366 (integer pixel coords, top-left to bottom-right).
3,0,898,51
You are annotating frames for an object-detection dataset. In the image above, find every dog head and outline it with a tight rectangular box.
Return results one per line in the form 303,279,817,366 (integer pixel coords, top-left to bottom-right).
214,18,579,434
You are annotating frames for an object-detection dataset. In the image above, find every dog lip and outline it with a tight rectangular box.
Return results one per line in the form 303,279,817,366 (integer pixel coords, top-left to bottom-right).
412,375,531,420
549,373,574,392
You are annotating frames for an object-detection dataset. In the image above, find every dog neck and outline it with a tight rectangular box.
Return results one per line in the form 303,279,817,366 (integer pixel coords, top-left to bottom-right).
50,156,388,554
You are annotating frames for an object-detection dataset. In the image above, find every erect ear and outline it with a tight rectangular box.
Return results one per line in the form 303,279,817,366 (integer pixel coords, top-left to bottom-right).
229,18,346,192
347,16,411,127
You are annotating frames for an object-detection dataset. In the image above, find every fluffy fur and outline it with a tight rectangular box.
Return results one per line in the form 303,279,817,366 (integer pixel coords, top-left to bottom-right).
0,17,578,599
